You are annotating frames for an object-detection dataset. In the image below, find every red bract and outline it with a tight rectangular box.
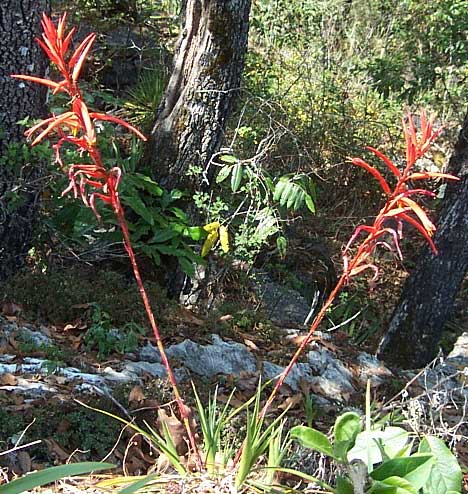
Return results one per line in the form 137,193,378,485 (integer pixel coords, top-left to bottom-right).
343,110,459,279
12,13,202,468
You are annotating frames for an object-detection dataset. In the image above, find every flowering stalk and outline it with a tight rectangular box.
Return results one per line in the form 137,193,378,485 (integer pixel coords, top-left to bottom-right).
255,110,459,421
12,13,201,467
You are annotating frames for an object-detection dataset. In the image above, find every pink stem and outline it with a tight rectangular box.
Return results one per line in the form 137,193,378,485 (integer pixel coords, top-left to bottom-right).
113,198,202,468
258,275,347,420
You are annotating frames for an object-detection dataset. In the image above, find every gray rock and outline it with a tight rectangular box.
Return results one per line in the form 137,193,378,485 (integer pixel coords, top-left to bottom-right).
263,361,314,390
0,363,17,374
139,343,162,363
308,348,355,400
356,352,393,386
101,366,139,383
124,361,167,378
0,316,19,346
0,378,57,396
167,334,256,377
17,327,52,347
308,348,353,381
60,367,107,386
447,332,468,368
309,376,354,401
74,383,109,395
254,277,312,326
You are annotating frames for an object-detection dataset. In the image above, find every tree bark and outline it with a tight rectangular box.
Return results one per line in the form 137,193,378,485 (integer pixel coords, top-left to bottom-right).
378,111,468,368
0,1,50,281
145,0,251,189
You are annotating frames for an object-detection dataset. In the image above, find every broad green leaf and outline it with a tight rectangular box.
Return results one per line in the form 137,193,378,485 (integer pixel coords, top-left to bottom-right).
418,436,462,494
149,229,178,243
264,176,275,192
170,189,184,200
140,245,161,265
348,427,409,466
290,425,335,458
336,475,354,494
216,164,232,183
371,476,417,494
132,173,163,196
219,154,238,164
276,236,288,258
293,189,305,210
370,454,433,482
334,412,362,443
231,163,243,192
0,462,115,494
184,226,205,241
178,257,195,277
279,181,295,207
153,244,178,255
333,412,362,461
286,184,300,209
404,454,435,491
305,194,316,213
169,207,188,222
122,194,154,226
273,177,289,202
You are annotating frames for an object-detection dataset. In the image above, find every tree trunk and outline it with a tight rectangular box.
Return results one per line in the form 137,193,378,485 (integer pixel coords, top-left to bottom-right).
0,1,50,281
145,0,251,189
378,111,468,368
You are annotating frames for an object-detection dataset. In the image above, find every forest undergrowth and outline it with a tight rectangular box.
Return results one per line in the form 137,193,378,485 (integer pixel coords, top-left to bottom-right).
1,1,467,493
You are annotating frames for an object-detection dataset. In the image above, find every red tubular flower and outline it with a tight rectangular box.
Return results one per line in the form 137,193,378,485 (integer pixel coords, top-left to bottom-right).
12,13,146,219
345,110,459,273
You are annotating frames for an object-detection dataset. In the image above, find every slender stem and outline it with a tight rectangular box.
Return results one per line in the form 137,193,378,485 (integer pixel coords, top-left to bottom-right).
232,273,348,468
114,200,202,469
258,275,347,420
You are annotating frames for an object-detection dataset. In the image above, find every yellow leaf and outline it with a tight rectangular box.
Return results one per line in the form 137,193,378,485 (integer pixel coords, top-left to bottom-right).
201,231,219,257
219,225,229,253
203,221,220,233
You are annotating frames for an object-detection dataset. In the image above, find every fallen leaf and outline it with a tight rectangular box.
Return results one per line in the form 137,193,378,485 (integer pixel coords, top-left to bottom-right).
219,314,233,322
174,307,205,326
44,439,71,461
217,394,245,409
278,393,303,410
128,385,146,403
0,373,17,386
243,339,259,352
158,409,187,455
1,301,23,317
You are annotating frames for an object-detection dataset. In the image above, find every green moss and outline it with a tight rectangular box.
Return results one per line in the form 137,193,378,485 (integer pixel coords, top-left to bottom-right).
1,267,169,327
0,399,122,462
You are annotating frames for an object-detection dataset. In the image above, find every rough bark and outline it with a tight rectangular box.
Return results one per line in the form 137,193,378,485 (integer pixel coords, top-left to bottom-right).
378,111,468,368
0,1,50,281
145,0,251,189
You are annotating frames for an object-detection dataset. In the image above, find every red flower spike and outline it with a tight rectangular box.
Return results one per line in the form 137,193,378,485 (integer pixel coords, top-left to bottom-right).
11,17,205,463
